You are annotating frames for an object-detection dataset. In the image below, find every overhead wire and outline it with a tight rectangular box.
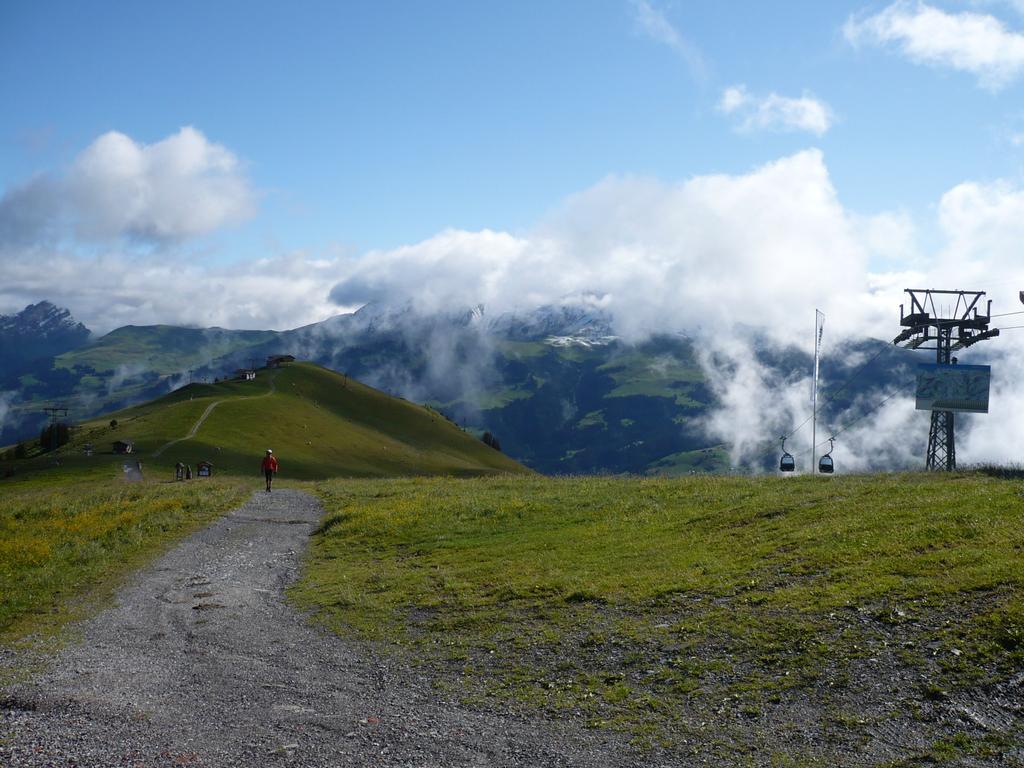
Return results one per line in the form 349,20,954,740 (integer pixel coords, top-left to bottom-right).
780,382,913,463
815,343,891,409
813,381,914,450
777,341,893,445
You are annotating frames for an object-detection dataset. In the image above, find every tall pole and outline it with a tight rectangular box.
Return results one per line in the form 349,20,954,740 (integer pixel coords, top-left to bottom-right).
812,310,824,474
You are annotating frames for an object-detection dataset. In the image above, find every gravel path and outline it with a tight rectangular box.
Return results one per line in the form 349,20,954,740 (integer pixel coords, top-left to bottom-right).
1,489,658,767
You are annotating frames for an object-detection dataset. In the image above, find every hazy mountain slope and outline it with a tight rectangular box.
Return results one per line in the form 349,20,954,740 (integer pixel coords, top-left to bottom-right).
55,325,278,374
1,322,280,447
0,300,918,474
0,301,91,366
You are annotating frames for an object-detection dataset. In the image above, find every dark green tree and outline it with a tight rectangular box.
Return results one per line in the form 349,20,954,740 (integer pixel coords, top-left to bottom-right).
40,423,71,452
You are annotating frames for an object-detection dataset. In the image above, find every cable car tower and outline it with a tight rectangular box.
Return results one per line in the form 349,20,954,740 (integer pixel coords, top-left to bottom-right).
41,405,69,426
893,289,999,471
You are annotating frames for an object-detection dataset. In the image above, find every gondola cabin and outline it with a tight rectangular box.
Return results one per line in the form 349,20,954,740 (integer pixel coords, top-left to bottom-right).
818,438,836,475
779,436,796,472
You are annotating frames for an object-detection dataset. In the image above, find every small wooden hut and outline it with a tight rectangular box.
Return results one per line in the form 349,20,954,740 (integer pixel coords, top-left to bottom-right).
266,354,296,368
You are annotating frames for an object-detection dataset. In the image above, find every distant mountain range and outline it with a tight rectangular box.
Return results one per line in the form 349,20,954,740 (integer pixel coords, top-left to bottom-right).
0,301,90,365
0,300,914,474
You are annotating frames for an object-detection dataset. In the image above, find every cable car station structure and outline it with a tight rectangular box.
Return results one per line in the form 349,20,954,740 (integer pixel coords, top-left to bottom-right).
893,289,999,471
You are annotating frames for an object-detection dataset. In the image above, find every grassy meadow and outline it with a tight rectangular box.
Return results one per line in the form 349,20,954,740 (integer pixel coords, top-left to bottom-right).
0,476,248,643
293,472,1024,758
0,361,525,646
2,362,527,482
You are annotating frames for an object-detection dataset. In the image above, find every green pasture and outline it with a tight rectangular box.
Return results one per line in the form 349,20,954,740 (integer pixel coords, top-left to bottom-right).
293,472,1024,748
3,362,527,482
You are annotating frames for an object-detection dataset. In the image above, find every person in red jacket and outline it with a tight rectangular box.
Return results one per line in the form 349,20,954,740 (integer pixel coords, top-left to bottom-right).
261,449,279,492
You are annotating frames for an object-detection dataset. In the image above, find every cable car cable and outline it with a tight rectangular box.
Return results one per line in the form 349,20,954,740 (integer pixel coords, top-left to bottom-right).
783,380,914,461
776,341,893,445
814,343,891,410
771,342,897,467
818,383,912,445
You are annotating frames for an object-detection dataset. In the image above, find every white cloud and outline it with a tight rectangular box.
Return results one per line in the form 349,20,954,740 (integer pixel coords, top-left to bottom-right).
329,150,887,344
0,246,346,334
0,126,255,244
718,85,834,136
0,391,14,434
0,147,908,343
629,0,706,80
844,1,1024,90
9,137,1024,468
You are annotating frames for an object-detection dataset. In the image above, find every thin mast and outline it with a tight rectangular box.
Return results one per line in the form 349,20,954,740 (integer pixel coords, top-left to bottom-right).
812,309,824,474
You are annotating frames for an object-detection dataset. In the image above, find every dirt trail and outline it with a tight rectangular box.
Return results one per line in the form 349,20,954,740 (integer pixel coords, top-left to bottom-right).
0,490,654,767
152,374,278,458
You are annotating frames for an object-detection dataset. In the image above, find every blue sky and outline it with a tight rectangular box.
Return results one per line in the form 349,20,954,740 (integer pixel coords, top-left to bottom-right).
4,0,1023,259
4,0,1024,338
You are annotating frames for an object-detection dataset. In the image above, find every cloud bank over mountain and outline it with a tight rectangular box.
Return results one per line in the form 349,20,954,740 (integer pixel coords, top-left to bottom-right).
329,149,893,347
5,126,1024,470
7,125,1022,349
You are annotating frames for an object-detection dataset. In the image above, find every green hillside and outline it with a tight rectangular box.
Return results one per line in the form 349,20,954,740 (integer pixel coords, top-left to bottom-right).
5,362,528,481
54,325,277,374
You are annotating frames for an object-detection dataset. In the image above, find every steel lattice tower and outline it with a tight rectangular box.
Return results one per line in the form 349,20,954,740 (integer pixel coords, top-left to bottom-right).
926,324,955,471
893,290,999,471
926,410,954,471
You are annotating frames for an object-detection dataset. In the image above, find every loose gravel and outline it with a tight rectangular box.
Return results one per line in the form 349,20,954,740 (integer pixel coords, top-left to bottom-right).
1,489,657,767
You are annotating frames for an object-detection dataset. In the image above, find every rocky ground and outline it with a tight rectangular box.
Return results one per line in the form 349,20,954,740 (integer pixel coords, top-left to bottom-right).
0,490,654,767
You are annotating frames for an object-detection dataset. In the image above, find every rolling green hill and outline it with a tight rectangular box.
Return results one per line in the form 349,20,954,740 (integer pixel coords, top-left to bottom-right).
53,325,277,374
4,362,528,481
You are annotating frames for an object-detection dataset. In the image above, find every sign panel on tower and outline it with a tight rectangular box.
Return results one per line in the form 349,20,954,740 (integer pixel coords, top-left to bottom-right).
915,363,991,414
